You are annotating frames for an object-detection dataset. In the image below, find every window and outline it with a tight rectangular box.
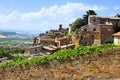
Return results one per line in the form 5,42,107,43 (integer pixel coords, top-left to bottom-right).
84,28,87,31
92,35,94,38
93,28,96,31
35,49,37,52
81,35,83,40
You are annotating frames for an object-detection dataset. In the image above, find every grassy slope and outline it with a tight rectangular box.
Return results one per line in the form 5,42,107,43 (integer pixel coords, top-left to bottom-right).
0,44,118,68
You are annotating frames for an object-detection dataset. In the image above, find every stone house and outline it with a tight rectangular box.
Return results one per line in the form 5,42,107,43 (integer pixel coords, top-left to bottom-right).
33,24,68,46
25,45,42,54
55,37,70,48
27,24,72,54
71,32,93,46
88,15,120,32
75,14,120,45
33,36,41,46
113,32,120,45
26,14,120,54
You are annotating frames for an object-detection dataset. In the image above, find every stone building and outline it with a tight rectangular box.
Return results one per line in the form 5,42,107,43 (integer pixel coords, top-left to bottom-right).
71,31,95,46
26,14,120,54
88,15,120,32
25,45,42,54
75,14,120,45
33,24,69,46
27,24,72,54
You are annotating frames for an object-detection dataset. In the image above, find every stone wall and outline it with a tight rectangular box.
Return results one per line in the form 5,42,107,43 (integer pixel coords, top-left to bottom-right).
80,31,94,45
25,45,42,54
98,24,114,44
71,32,94,46
40,39,55,46
57,37,70,48
0,48,120,80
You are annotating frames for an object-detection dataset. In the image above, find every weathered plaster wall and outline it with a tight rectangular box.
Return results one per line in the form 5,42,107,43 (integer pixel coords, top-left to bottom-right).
0,48,120,80
114,36,120,45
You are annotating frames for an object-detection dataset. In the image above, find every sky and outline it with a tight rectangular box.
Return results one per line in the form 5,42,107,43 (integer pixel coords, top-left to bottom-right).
0,0,120,33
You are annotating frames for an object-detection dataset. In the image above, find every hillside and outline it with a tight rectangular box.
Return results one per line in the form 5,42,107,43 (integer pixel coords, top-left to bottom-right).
0,34,7,38
0,31,36,39
0,48,120,80
0,31,18,36
0,44,120,80
0,31,35,53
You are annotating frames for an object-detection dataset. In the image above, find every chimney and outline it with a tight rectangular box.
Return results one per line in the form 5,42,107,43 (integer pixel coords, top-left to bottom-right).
69,24,72,34
59,24,63,30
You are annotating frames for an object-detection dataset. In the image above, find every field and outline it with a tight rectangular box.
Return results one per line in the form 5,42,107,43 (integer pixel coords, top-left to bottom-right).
0,34,34,58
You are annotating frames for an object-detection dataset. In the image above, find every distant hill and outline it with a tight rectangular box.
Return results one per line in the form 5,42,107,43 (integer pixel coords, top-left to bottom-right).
0,34,7,38
0,31,36,39
0,31,18,36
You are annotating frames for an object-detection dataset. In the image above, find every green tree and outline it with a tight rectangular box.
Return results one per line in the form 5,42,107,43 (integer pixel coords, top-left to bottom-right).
71,10,97,31
71,18,85,31
116,20,120,32
83,10,97,25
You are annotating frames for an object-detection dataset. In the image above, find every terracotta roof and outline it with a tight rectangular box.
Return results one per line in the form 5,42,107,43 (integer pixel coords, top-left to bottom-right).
113,32,120,36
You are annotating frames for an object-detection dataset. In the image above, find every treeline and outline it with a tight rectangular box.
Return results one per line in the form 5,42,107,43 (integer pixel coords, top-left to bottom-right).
0,48,25,58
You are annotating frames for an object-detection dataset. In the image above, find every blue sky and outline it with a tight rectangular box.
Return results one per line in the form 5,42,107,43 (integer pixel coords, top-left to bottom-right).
0,0,120,32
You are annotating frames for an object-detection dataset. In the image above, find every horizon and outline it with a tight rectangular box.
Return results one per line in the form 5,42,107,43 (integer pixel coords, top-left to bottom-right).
0,0,120,32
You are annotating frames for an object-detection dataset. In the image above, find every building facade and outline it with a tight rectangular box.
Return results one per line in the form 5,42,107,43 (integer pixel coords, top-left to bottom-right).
75,14,120,45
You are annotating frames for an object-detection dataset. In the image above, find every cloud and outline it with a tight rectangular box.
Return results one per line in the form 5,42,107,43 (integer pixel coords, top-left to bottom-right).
0,2,108,31
114,6,120,10
57,2,108,14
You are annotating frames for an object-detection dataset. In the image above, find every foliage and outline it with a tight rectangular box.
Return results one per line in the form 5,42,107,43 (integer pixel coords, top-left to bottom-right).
83,10,97,25
116,20,120,32
71,10,97,31
0,50,11,58
64,31,68,36
0,34,33,67
0,48,25,58
0,35,32,58
71,18,85,31
13,55,27,62
0,44,118,68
